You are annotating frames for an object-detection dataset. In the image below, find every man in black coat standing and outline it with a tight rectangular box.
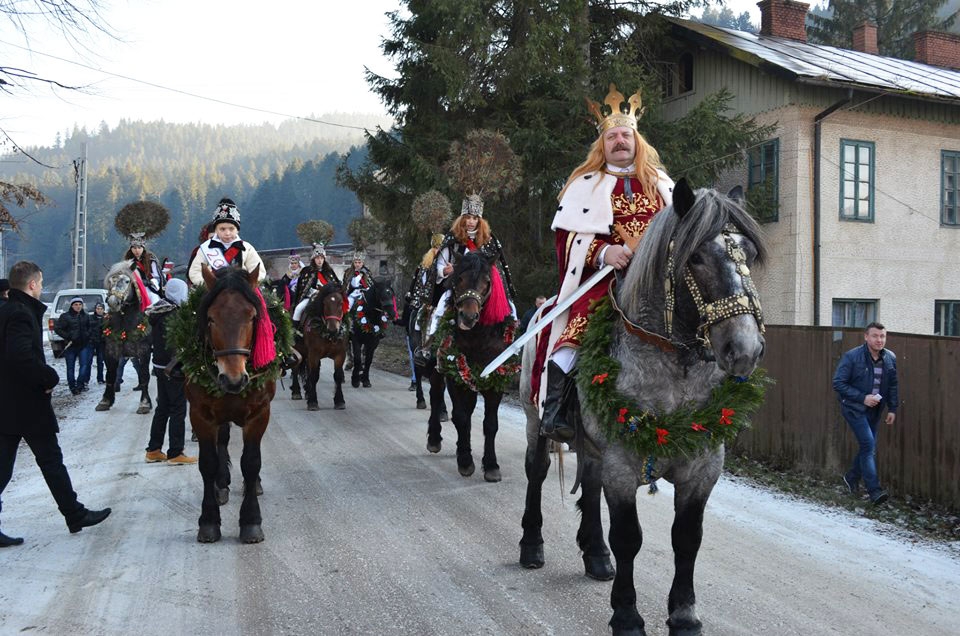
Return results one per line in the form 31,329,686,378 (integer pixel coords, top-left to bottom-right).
0,261,111,547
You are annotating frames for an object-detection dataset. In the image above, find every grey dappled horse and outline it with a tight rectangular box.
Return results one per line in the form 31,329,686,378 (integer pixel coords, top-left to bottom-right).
518,179,767,636
96,261,153,415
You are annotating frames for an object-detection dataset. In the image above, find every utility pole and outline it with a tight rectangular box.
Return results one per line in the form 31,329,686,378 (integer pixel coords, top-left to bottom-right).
72,143,88,289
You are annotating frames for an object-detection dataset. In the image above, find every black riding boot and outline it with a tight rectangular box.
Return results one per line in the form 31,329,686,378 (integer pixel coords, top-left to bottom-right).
540,360,576,442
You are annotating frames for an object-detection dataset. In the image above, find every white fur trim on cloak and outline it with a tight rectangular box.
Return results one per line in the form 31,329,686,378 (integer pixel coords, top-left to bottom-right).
534,168,673,415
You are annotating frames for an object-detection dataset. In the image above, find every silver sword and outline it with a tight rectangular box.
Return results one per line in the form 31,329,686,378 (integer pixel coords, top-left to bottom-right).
480,264,614,377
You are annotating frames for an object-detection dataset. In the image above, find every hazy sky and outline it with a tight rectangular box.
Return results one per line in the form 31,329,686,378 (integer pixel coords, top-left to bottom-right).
1,0,762,149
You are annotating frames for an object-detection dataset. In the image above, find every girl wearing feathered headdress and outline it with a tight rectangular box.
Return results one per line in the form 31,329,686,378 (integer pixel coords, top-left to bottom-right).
124,233,164,304
291,243,342,331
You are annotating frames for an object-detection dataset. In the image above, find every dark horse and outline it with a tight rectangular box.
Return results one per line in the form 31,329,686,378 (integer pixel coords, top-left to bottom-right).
290,283,348,410
518,181,767,635
429,252,515,483
95,261,153,414
186,264,277,544
348,280,397,389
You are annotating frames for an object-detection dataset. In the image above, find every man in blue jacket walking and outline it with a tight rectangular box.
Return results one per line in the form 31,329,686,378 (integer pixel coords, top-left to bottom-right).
832,322,899,505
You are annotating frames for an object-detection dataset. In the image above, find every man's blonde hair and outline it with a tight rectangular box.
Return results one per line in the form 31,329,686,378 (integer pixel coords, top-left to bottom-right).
559,129,663,200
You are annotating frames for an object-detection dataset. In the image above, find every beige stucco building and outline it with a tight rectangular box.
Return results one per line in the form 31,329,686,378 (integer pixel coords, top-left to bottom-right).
662,1,960,335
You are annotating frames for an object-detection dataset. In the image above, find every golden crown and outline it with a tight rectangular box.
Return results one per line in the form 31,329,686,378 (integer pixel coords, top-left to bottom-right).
586,83,645,133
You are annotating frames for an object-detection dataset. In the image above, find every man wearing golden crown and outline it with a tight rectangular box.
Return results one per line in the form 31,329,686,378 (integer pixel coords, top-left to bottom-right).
533,84,675,441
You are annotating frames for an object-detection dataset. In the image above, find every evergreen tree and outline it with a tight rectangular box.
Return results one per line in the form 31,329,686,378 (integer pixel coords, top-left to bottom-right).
696,6,756,32
339,0,770,305
807,0,958,59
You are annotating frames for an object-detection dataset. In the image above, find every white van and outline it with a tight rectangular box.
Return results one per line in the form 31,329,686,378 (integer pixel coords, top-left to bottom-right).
47,288,108,358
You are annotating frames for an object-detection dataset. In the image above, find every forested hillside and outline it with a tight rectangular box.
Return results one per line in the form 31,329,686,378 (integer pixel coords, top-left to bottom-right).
1,113,388,287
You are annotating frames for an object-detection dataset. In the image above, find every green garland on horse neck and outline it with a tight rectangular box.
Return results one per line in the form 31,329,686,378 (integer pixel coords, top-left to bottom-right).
576,297,772,459
434,307,520,394
167,284,294,398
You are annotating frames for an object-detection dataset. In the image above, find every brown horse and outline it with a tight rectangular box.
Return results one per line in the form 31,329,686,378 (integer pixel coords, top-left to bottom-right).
289,283,348,410
185,264,277,544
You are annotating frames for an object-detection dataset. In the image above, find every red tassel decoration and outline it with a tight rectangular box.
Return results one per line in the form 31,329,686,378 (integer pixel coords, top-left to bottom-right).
283,285,291,311
133,270,151,312
479,266,511,326
252,287,277,369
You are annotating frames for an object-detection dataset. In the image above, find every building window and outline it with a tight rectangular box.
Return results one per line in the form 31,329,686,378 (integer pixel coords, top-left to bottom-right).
840,139,875,221
935,300,960,336
941,151,960,226
379,259,389,276
832,299,877,328
662,52,694,98
747,139,779,222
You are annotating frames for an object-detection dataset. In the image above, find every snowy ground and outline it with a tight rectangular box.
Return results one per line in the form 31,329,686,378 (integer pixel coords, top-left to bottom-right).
1,350,958,635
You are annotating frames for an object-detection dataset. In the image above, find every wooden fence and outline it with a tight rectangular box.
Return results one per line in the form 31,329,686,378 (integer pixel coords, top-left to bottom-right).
735,326,960,509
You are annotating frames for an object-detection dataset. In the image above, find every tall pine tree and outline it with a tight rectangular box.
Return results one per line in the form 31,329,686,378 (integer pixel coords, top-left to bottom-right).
339,0,770,304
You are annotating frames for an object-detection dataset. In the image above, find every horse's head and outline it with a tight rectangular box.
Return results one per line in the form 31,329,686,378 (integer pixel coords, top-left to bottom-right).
370,279,398,322
627,179,767,377
316,283,346,333
103,261,136,313
199,263,261,394
451,252,492,330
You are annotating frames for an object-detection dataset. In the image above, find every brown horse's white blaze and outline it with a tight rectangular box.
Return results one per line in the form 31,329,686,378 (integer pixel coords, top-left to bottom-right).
201,264,259,394
322,290,344,332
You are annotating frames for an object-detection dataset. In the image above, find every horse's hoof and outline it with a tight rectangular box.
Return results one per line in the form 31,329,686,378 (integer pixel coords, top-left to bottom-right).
239,524,265,544
95,401,111,412
427,440,441,454
351,378,360,388
242,480,263,497
334,402,346,410
519,543,544,569
583,554,616,581
439,411,449,423
307,402,320,411
612,628,647,636
197,524,221,543
136,405,151,415
416,400,427,409
362,380,371,388
291,392,302,401
458,461,475,477
666,611,702,636
483,467,502,483
215,487,229,506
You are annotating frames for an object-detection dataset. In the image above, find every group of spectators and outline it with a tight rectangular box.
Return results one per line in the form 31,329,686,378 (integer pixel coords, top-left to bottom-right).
52,297,108,395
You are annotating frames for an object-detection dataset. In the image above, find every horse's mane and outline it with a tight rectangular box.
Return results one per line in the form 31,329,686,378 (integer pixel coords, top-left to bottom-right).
103,260,134,287
303,283,342,320
196,267,262,341
453,251,488,282
622,189,767,318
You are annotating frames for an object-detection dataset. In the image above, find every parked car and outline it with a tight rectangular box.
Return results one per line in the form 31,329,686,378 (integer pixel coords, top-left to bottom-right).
48,288,107,358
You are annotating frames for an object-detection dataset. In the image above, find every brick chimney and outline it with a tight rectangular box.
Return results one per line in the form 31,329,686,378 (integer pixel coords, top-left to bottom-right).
913,30,960,70
852,21,878,55
757,0,810,42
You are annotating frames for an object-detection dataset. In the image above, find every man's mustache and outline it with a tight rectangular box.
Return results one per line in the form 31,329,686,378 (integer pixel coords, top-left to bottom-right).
613,144,631,152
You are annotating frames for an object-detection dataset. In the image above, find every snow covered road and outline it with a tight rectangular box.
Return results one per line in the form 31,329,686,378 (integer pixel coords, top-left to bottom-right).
1,361,957,635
